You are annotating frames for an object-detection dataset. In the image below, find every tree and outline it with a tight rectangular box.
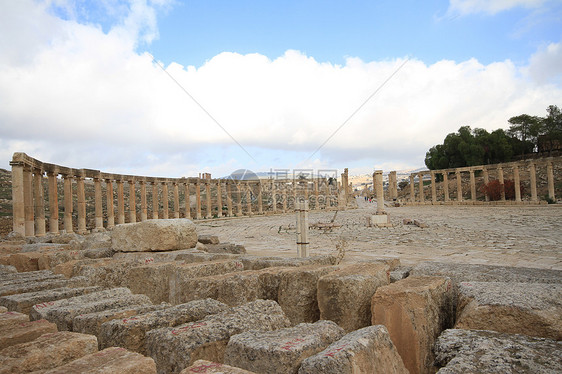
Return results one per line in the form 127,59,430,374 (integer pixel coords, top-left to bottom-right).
540,105,562,154
507,114,541,154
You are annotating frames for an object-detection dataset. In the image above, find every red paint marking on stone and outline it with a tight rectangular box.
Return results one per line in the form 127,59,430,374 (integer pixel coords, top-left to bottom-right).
122,317,139,324
189,362,222,373
324,343,349,357
280,338,305,351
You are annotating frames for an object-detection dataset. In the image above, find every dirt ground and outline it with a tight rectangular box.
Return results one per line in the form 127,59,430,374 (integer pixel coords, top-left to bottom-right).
196,197,562,270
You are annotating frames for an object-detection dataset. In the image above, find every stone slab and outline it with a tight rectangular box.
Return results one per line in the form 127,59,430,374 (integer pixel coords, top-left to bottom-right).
76,259,136,288
0,319,57,350
111,249,202,264
455,281,562,340
99,298,228,355
318,263,390,332
239,255,337,271
198,235,220,245
298,325,409,374
434,329,562,373
21,243,70,252
0,278,69,297
146,299,291,374
0,311,29,329
0,269,60,282
42,347,157,374
111,219,197,252
0,331,98,373
37,250,85,271
0,286,103,314
371,276,454,374
1,252,43,272
224,320,345,374
204,243,247,254
181,360,256,374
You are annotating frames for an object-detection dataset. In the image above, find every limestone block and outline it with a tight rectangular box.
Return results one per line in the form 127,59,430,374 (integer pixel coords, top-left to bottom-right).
146,299,291,374
0,278,69,297
278,265,339,324
42,347,157,374
224,320,345,374
0,286,103,314
371,276,454,374
99,298,228,355
4,252,43,272
0,270,64,286
198,235,220,244
82,232,112,250
126,262,176,304
0,331,98,373
390,266,411,283
0,264,17,274
434,329,562,373
21,243,70,252
111,219,197,252
0,311,29,329
176,252,239,263
204,243,247,254
239,255,337,271
50,232,84,245
76,259,136,288
455,282,562,340
82,247,114,259
0,319,57,350
37,250,85,270
318,263,390,332
298,325,409,374
0,307,6,313
181,360,256,374
112,249,201,263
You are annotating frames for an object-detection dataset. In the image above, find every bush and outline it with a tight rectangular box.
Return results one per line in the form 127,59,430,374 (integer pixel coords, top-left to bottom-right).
480,179,524,201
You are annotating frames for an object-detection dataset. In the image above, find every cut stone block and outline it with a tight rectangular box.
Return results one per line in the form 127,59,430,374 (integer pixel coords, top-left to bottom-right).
371,276,454,374
198,235,220,245
2,252,43,272
21,243,70,252
239,255,337,271
434,329,562,373
76,259,136,288
0,269,60,282
37,250,85,270
29,287,152,331
278,265,339,324
111,219,197,252
298,325,409,374
0,311,29,329
180,360,256,374
204,243,247,254
390,266,411,283
455,282,562,340
318,263,390,332
0,319,57,350
0,331,98,373
0,264,17,274
224,320,345,374
176,251,239,263
0,278,69,297
0,307,6,313
146,299,291,374
0,286,102,314
42,347,157,374
99,298,228,355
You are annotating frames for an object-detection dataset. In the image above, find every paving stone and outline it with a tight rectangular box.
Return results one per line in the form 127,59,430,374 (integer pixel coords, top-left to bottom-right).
318,263,390,332
298,325,409,374
0,311,29,329
42,346,157,374
146,299,291,374
434,329,562,373
371,276,454,374
0,319,57,350
111,219,197,252
0,286,102,314
224,320,345,374
29,287,152,331
278,265,339,324
455,281,562,340
180,360,256,374
99,298,228,355
198,235,220,245
0,331,98,373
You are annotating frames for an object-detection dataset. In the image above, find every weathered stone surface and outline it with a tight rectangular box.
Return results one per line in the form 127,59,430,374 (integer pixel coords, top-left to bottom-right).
83,247,114,259
0,307,6,313
82,232,112,250
76,259,136,288
204,243,247,254
298,325,409,374
239,255,337,271
224,320,345,374
0,331,98,373
434,329,562,373
146,299,291,374
455,281,562,340
0,286,102,314
111,249,224,264
0,311,29,329
180,360,256,374
111,219,197,252
0,269,63,284
176,251,239,263
42,347,157,374
37,250,85,270
21,243,70,252
99,298,228,355
278,265,339,324
390,266,411,283
0,264,17,274
318,263,390,332
0,278,69,297
0,319,57,349
29,287,152,331
52,258,99,278
50,232,84,245
2,252,43,272
371,276,454,374
198,235,220,245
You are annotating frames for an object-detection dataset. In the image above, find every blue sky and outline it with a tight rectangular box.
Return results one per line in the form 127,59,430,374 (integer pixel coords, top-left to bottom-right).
1,0,561,178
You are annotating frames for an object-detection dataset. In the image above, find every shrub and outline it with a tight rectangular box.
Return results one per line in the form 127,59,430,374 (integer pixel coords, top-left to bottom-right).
480,179,524,201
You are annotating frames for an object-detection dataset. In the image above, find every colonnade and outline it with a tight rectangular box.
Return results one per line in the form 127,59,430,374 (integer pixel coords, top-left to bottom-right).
10,153,344,237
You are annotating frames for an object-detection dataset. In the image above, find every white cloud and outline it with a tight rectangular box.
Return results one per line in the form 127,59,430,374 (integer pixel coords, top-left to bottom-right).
0,0,561,178
446,0,547,15
526,42,562,85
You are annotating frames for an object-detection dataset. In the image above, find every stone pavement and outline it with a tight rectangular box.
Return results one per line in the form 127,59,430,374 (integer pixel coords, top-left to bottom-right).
196,198,562,270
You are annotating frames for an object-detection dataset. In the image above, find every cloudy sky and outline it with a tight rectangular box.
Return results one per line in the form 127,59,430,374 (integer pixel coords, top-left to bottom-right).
1,0,561,178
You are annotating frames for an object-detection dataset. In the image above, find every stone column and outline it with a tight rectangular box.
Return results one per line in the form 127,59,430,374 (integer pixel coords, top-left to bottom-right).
296,200,309,258
161,182,169,219
94,177,104,230
418,173,425,204
257,182,263,214
529,162,538,202
173,182,180,218
116,179,125,224
195,181,202,219
23,167,34,236
513,164,521,202
246,182,252,216
342,168,349,204
10,160,25,236
314,180,319,210
271,181,277,213
373,170,385,214
456,171,463,202
547,159,555,201
139,180,147,221
128,179,136,223
63,174,73,233
184,183,192,219
469,169,476,201
76,175,87,234
33,170,46,236
282,184,288,212
236,183,243,216
205,181,212,219
324,180,331,209
226,181,233,217
106,179,115,228
47,172,59,234
409,175,415,203
443,172,450,202
498,166,505,201
482,168,489,202
151,182,159,219
389,171,397,200
430,171,437,204
216,181,223,218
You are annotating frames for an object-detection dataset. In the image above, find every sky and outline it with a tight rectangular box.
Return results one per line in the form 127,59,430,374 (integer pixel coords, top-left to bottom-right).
1,0,561,178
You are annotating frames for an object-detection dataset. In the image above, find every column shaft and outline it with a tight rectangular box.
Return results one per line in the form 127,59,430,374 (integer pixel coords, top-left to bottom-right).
162,182,169,219
195,182,202,219
409,175,415,203
10,163,25,235
47,172,59,234
117,180,125,224
205,182,212,219
23,167,34,236
140,181,147,221
106,180,115,228
418,173,425,203
470,170,476,201
237,183,243,216
216,181,223,218
271,181,277,212
547,160,555,200
456,171,463,202
184,183,191,219
128,180,136,223
513,165,521,202
246,182,252,216
373,170,385,214
63,175,73,233
498,166,505,201
33,170,46,236
529,162,538,202
443,172,450,202
226,182,233,217
76,176,87,234
430,171,437,204
152,182,159,219
482,168,489,202
94,177,104,230
258,182,263,214
173,183,180,218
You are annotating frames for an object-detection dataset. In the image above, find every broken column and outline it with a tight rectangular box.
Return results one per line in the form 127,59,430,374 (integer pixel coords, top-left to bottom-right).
371,170,390,227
